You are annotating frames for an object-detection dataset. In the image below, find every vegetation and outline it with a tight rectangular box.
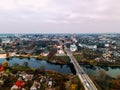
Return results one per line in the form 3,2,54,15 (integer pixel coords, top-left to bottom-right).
73,49,120,90
46,48,70,64
73,48,120,67
46,48,57,60
70,76,84,90
92,70,120,90
0,61,83,90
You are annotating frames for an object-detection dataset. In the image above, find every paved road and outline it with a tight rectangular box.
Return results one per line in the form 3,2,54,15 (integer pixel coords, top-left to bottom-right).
65,46,98,90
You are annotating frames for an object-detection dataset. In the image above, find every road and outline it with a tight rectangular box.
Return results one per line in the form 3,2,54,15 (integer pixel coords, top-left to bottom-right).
65,46,98,90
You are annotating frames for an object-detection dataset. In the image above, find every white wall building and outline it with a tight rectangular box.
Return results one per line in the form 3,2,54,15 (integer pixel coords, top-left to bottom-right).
79,43,97,50
105,44,109,47
70,44,77,52
2,38,11,44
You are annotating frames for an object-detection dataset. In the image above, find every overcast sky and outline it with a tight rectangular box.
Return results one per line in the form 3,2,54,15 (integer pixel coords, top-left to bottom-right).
0,0,120,33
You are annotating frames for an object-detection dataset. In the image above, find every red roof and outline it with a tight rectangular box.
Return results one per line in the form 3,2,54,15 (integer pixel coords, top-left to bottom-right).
0,65,4,71
15,80,23,87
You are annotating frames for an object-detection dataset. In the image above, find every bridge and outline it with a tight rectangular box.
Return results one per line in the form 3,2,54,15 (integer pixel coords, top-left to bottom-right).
64,46,98,90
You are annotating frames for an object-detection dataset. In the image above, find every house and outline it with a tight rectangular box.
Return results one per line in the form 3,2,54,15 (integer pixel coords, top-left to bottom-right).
11,77,25,90
48,81,52,88
0,65,4,77
105,44,109,48
30,86,37,90
30,80,40,90
57,45,65,55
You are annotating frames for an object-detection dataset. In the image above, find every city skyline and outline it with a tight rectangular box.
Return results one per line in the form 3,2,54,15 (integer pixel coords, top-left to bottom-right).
0,0,120,33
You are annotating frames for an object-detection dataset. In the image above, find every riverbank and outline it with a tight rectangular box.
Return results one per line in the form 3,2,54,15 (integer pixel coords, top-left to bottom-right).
11,54,70,65
0,54,6,58
4,54,120,67
0,58,73,74
79,62,120,68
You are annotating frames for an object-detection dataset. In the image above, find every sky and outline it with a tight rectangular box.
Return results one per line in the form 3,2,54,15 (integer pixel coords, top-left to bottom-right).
0,0,120,33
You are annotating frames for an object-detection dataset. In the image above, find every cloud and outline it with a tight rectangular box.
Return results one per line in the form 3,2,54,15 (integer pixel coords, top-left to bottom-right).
0,0,120,23
0,0,70,22
66,0,120,20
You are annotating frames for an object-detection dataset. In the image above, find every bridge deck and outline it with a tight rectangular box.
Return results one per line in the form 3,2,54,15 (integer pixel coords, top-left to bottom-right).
65,47,98,90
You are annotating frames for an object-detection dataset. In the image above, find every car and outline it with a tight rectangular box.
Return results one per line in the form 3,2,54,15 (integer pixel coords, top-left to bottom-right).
84,81,90,87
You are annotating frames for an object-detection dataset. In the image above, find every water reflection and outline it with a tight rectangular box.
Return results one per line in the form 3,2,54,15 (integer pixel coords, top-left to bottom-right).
81,64,120,78
60,64,63,68
0,58,72,74
0,58,120,78
82,65,96,70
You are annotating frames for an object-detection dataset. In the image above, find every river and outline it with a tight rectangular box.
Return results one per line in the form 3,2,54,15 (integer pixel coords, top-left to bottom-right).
0,58,120,78
0,58,72,74
81,64,120,78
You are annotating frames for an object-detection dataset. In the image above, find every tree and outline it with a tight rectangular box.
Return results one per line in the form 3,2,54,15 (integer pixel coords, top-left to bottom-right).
2,61,9,67
112,80,120,89
59,82,66,90
70,84,78,90
37,55,43,60
117,74,120,79
13,63,20,67
23,61,29,67
0,38,2,43
98,70,107,81
38,66,45,74
46,48,57,60
5,68,11,75
89,60,95,65
27,53,31,59
6,52,9,58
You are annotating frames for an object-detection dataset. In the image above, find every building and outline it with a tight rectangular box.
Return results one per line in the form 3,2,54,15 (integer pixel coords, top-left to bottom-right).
56,45,65,55
2,38,11,44
70,44,77,52
79,43,97,50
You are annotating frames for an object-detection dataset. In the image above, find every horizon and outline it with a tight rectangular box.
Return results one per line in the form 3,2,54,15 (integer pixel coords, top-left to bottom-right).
0,32,120,35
